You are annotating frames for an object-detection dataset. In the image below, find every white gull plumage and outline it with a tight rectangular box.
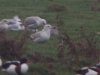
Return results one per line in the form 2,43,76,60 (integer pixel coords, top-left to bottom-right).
0,21,9,31
1,16,25,31
30,24,52,43
24,16,47,29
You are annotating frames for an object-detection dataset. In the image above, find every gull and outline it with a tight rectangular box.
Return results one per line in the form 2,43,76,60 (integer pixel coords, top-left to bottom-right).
3,15,21,22
0,22,25,31
1,16,25,31
2,16,21,25
30,24,52,43
75,67,98,75
24,16,47,29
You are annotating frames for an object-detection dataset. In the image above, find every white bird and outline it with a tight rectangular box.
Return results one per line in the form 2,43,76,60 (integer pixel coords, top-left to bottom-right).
30,24,52,43
1,58,29,75
24,16,47,29
75,67,98,75
86,69,98,75
1,16,25,31
2,16,21,25
3,16,21,24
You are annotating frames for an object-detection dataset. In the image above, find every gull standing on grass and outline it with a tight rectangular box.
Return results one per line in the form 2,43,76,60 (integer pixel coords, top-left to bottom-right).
30,24,52,43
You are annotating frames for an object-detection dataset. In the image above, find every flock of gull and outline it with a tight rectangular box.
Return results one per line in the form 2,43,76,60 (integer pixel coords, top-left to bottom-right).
0,15,59,43
0,15,59,75
1,16,100,75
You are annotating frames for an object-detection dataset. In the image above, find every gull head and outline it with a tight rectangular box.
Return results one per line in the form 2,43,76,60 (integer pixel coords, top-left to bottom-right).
43,24,52,30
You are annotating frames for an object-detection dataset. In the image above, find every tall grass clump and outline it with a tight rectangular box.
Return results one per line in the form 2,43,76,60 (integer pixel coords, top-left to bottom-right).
45,3,100,69
91,0,100,11
57,26,100,70
0,30,30,60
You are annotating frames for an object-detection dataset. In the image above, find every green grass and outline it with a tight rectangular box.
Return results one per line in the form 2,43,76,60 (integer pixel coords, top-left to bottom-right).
0,0,100,75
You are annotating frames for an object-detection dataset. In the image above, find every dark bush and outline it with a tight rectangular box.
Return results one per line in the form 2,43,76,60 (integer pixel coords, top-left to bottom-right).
0,30,29,60
57,26,100,70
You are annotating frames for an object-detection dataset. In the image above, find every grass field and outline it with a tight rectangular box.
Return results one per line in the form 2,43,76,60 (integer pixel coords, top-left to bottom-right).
0,0,100,75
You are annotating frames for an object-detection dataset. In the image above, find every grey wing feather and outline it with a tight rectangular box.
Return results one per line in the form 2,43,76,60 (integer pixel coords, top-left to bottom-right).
31,31,41,39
